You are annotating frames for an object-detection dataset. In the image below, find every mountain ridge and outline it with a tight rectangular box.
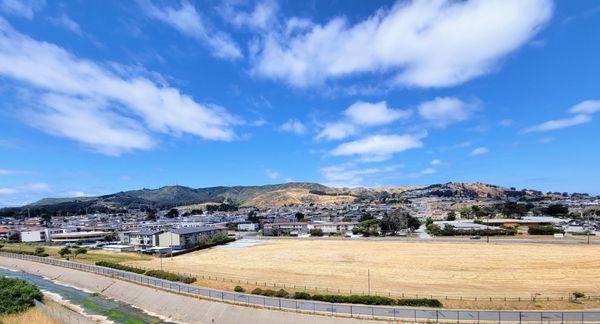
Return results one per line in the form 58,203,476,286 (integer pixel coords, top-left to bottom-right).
0,181,578,217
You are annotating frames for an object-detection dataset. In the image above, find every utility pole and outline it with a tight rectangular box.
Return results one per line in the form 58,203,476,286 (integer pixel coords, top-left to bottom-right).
367,269,371,295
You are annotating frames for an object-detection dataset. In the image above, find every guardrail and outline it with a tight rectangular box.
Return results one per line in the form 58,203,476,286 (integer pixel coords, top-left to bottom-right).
2,252,600,323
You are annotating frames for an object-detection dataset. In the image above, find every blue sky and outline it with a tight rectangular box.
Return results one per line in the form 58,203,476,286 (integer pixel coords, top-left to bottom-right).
0,0,599,206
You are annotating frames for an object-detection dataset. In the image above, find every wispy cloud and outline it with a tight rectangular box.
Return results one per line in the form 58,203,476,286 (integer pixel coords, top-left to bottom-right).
265,169,280,180
521,114,591,133
279,119,307,135
140,0,242,60
522,99,599,134
469,147,489,156
0,19,239,155
49,13,82,36
418,97,478,128
252,0,552,88
0,0,44,19
0,169,32,175
320,163,402,187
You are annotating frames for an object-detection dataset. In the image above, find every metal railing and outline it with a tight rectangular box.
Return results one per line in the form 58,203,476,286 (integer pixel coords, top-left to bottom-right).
2,252,600,323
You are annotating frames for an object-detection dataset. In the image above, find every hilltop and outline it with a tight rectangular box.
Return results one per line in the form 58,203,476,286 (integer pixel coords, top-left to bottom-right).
0,182,561,217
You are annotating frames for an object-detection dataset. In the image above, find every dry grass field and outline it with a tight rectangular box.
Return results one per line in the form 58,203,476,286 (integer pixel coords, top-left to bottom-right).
129,240,600,299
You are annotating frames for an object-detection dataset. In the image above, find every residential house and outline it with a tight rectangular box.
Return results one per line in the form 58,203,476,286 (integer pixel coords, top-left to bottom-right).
158,226,227,250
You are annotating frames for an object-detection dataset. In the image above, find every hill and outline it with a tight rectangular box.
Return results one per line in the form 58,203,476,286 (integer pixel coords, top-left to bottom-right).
0,182,550,217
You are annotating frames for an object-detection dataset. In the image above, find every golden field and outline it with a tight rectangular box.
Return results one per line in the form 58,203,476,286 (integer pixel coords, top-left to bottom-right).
129,239,600,299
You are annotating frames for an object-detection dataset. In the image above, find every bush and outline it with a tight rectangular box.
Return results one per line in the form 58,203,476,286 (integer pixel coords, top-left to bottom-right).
234,286,245,293
573,291,586,299
309,228,324,237
293,292,311,300
275,289,289,298
251,288,263,295
196,233,235,250
95,261,146,274
290,292,442,307
145,270,196,284
0,277,43,315
58,247,71,257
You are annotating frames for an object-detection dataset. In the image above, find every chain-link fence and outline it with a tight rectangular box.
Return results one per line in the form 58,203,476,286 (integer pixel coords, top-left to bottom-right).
3,252,600,323
34,299,95,324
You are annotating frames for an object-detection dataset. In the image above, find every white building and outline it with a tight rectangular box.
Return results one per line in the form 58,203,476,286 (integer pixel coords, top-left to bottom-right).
237,223,257,231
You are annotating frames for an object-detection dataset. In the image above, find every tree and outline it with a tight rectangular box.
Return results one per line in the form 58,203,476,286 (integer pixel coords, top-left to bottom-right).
58,247,71,258
34,247,46,256
73,247,87,259
295,212,305,222
309,228,324,237
359,212,374,222
165,208,179,218
146,209,157,221
40,214,52,227
446,211,457,221
544,204,569,216
352,219,381,237
341,216,353,222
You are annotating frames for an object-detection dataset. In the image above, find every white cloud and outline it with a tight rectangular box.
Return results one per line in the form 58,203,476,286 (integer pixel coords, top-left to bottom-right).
331,133,425,161
420,167,436,175
315,122,358,141
49,14,82,36
279,119,307,135
418,97,474,127
430,159,442,166
140,0,242,60
252,0,552,88
266,169,280,179
521,114,591,133
0,169,31,175
343,101,411,126
316,101,410,141
320,163,402,187
469,146,489,156
0,19,238,155
224,0,279,31
568,100,600,115
499,119,513,127
0,182,50,195
0,0,44,19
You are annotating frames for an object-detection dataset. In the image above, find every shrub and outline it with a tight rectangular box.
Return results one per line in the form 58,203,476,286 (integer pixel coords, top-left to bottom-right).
234,286,245,293
275,289,289,298
0,277,43,315
251,288,263,295
58,247,71,257
0,244,4,249
293,292,311,300
290,292,442,307
573,291,586,299
145,270,196,284
309,228,324,237
95,261,146,274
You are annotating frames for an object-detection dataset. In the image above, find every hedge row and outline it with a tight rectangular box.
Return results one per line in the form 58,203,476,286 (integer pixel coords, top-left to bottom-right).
293,292,442,307
145,270,196,284
95,261,196,283
244,287,442,307
251,288,288,297
0,249,49,258
95,261,146,274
